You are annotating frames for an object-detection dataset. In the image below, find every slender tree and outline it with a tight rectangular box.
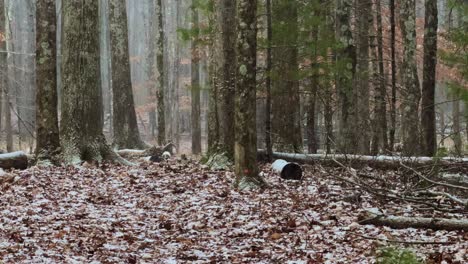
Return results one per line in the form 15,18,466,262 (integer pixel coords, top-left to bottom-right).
235,0,266,189
400,0,421,156
60,0,129,164
155,0,166,145
0,0,5,137
421,0,438,156
389,0,397,151
265,0,273,160
191,4,202,154
452,97,462,156
109,0,146,149
35,0,60,161
3,0,12,152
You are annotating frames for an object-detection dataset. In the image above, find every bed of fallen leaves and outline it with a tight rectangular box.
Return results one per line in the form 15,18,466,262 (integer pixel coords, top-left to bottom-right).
0,157,466,264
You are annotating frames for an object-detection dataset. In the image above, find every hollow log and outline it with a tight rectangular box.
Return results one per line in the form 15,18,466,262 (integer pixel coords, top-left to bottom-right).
0,151,29,170
258,150,468,171
359,211,468,231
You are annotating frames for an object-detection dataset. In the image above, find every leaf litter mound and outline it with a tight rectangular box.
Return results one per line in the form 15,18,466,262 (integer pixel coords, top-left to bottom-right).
0,158,466,263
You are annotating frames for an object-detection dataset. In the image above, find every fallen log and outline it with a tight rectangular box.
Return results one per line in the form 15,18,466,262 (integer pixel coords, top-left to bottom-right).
359,210,468,231
117,143,175,159
258,150,468,171
0,151,28,170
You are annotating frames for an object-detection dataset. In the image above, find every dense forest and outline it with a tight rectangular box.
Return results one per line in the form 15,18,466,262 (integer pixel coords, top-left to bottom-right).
0,0,467,263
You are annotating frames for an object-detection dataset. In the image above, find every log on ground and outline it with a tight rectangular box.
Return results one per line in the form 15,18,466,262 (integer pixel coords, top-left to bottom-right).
0,151,29,170
359,211,468,231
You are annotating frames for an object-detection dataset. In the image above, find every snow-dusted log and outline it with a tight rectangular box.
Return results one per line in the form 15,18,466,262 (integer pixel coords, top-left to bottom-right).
0,151,28,170
117,143,175,159
359,211,468,231
258,150,468,170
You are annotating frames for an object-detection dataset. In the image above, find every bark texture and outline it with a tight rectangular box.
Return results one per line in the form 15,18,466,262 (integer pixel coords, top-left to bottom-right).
0,151,28,170
61,0,129,165
35,0,60,161
271,0,302,153
421,0,438,157
191,6,202,155
354,0,372,154
336,0,356,154
389,0,397,151
109,0,146,149
400,0,421,156
155,0,166,146
235,0,266,190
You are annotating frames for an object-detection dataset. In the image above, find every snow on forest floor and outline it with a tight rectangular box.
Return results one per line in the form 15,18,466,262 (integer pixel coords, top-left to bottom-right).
0,158,466,263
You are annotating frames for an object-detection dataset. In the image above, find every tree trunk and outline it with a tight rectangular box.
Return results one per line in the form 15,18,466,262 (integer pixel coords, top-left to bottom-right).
213,0,236,159
35,0,60,161
265,0,273,160
389,0,397,151
452,98,462,156
373,0,388,153
155,0,166,146
272,0,302,153
354,0,371,155
400,0,421,156
191,5,202,155
0,0,5,136
336,0,356,154
235,0,267,190
109,0,146,149
4,0,12,152
61,0,129,165
421,0,438,157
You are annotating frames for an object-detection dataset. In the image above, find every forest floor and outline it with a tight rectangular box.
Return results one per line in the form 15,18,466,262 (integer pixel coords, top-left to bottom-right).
0,157,466,263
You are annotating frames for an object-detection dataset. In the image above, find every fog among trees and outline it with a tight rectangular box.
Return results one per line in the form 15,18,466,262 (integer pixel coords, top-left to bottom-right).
0,0,467,262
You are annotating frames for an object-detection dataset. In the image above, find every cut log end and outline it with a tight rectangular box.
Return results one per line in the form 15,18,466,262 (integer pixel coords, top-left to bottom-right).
0,151,29,170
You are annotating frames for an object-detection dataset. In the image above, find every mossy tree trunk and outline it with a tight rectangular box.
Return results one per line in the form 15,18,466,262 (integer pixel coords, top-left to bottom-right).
235,0,266,190
35,0,60,161
60,0,129,165
155,0,166,146
191,5,202,155
400,0,421,156
421,0,438,156
109,0,146,149
271,0,302,153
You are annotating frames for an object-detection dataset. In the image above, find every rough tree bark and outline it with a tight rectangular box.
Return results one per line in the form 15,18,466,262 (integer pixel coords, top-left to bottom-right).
272,0,302,153
109,0,146,149
389,0,397,151
336,0,356,154
235,0,267,190
60,0,129,165
191,5,202,155
155,0,166,146
265,0,273,160
372,0,388,154
400,0,421,156
421,0,438,157
307,18,319,154
35,0,60,161
0,0,5,138
213,0,236,159
3,0,12,152
354,0,372,154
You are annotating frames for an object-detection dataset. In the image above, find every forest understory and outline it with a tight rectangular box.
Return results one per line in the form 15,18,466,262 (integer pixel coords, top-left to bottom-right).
1,155,466,263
